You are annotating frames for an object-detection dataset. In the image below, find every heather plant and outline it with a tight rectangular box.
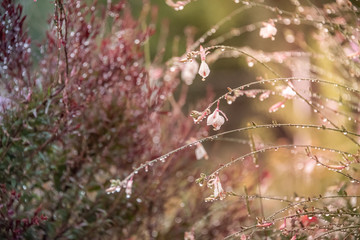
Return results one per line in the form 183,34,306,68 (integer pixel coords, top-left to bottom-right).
1,0,360,239
0,0,213,239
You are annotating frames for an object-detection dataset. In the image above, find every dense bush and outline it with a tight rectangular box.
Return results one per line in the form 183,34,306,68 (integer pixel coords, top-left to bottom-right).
0,0,212,238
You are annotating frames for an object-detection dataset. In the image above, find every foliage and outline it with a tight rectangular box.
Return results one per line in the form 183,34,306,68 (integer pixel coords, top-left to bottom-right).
0,0,210,239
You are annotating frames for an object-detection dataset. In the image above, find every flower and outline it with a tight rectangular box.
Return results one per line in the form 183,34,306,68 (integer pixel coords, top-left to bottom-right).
195,142,208,160
182,60,199,85
207,101,228,130
259,20,277,40
188,137,209,160
198,61,210,81
198,45,210,81
207,110,224,130
207,175,226,200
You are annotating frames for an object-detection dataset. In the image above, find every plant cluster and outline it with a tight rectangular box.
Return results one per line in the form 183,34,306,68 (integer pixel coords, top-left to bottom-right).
1,0,360,239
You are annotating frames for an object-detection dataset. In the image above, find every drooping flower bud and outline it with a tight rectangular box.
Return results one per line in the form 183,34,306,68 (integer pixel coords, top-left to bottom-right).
207,110,225,131
198,45,210,81
206,175,226,201
206,101,228,130
198,61,210,81
195,142,208,160
268,100,286,113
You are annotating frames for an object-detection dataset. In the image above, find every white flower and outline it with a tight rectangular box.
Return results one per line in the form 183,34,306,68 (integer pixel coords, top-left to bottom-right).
207,175,226,200
206,101,228,131
188,137,209,160
213,176,225,199
207,110,225,131
198,61,210,81
259,20,277,39
182,60,199,85
195,143,208,160
198,45,210,81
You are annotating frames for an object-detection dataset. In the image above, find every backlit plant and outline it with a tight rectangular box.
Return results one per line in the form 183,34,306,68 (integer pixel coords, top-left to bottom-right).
1,0,360,239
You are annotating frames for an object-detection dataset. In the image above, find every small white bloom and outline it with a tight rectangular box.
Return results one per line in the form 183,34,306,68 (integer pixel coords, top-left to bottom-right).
198,61,210,81
207,175,226,200
182,60,199,85
198,45,210,81
259,21,277,39
195,143,208,160
206,101,228,131
207,110,225,131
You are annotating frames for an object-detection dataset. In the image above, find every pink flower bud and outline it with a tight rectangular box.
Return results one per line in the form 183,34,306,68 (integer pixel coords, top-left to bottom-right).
269,100,286,113
256,222,273,228
125,176,133,198
199,45,207,62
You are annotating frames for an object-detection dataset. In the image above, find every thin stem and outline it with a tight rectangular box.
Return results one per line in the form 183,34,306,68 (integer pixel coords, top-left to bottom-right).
225,212,360,239
208,144,359,183
115,123,359,185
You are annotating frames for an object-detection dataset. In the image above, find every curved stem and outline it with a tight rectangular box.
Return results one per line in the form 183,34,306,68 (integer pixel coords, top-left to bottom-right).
225,211,360,239
208,144,359,183
115,123,359,185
